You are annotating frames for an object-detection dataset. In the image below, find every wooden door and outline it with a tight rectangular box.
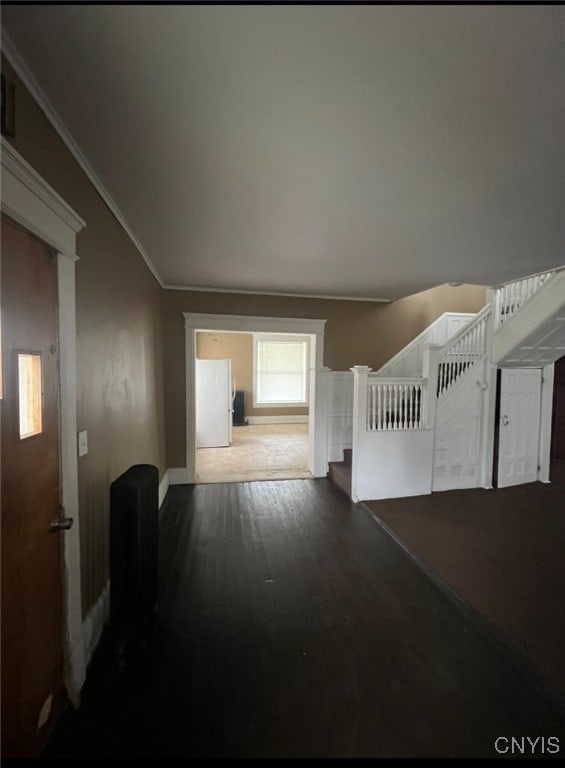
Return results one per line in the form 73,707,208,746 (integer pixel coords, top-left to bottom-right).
1,215,65,757
497,368,542,488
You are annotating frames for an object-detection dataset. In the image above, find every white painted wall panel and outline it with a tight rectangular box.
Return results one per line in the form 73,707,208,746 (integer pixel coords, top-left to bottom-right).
327,372,353,462
433,365,483,491
352,428,434,501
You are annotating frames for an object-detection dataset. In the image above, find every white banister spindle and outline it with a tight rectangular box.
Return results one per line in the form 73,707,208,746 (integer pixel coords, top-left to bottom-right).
366,377,428,432
438,305,491,397
402,385,407,429
495,269,558,328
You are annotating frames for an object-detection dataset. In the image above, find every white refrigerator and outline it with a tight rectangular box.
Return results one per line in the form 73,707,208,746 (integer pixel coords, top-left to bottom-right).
195,358,234,448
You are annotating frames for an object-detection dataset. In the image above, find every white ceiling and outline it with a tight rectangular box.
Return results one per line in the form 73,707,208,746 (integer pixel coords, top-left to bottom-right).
2,5,564,300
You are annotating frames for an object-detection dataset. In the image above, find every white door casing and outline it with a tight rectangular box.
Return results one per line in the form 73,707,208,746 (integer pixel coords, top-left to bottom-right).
497,368,542,488
183,313,326,483
1,138,86,704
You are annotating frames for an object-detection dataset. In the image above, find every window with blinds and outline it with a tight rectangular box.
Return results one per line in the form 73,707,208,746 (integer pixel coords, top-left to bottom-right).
255,337,309,406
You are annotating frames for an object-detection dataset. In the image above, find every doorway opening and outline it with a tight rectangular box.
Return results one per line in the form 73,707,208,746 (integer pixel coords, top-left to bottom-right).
184,313,326,484
195,329,311,483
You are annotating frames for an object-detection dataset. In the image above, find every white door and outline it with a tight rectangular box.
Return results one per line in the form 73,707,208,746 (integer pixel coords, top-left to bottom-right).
195,359,233,448
497,368,542,488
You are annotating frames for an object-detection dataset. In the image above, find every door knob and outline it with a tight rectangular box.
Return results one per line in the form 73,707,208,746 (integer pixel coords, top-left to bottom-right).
50,517,74,533
502,414,510,426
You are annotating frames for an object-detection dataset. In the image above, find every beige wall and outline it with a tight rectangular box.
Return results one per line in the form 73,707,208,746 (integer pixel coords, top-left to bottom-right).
2,58,167,618
164,283,485,466
195,331,309,419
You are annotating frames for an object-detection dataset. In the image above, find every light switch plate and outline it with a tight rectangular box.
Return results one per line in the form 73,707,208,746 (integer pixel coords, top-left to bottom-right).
78,430,88,457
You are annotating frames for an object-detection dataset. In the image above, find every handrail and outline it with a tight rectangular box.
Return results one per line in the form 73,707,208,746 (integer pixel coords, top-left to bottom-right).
493,265,564,288
437,305,490,397
374,312,476,378
439,304,491,356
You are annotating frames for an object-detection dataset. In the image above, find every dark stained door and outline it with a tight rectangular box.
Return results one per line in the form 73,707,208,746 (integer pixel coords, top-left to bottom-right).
550,355,565,483
1,215,65,757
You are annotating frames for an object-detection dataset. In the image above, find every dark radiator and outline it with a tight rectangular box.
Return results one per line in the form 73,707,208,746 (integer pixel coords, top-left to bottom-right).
109,464,159,649
233,390,246,425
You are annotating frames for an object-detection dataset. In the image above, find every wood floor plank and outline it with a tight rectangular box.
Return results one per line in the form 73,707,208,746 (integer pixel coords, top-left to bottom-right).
45,479,565,759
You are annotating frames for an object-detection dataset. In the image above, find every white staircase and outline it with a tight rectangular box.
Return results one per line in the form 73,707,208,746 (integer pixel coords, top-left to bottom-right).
321,265,564,502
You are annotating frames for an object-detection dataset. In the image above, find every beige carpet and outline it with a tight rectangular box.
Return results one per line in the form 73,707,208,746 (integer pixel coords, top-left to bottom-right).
196,423,311,483
364,483,565,695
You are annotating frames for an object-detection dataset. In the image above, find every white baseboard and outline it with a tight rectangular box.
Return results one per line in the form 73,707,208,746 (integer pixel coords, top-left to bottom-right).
64,633,86,709
81,581,109,671
246,415,309,425
158,469,170,509
169,467,191,484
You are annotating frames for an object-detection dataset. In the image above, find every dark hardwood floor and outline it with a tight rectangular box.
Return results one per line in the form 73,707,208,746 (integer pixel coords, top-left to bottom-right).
45,479,565,759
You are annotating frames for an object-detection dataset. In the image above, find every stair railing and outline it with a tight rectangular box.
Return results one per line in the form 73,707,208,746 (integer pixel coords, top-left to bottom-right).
374,312,476,379
437,304,491,397
366,376,425,431
494,269,560,329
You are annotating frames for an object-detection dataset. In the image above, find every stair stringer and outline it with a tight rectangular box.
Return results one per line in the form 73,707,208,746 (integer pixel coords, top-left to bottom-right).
493,269,565,367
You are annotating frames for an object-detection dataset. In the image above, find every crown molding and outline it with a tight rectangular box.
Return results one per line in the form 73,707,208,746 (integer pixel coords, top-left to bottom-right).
166,283,391,303
1,29,164,287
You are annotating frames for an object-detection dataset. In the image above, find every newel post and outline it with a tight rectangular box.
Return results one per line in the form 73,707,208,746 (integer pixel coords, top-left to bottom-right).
421,345,440,429
312,366,332,477
350,366,372,502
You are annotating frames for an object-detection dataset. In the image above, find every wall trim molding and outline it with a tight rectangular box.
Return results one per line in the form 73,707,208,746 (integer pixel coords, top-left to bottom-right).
246,415,309,425
81,582,109,673
1,137,84,260
166,284,391,303
1,137,87,705
158,469,170,510
1,31,163,287
169,467,191,485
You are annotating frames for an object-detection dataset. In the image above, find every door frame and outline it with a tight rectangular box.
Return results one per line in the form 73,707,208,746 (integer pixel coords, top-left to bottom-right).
183,312,326,483
1,138,86,704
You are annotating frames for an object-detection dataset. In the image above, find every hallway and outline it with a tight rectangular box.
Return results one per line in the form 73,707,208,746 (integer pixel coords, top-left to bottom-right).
46,480,565,759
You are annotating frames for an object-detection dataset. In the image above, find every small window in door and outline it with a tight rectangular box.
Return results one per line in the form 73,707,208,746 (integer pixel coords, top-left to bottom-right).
18,353,43,439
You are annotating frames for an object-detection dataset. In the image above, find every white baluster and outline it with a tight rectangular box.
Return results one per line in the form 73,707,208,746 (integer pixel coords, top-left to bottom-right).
380,385,384,431
402,384,407,429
